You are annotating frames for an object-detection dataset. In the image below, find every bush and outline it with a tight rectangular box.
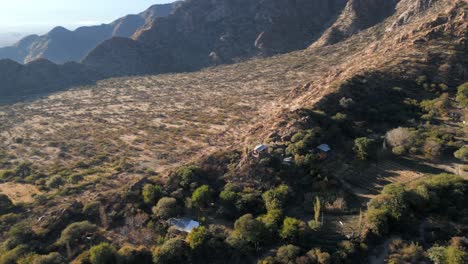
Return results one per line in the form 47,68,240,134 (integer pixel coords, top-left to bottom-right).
230,214,267,250
142,184,162,205
174,165,201,188
192,185,212,209
117,246,152,264
152,197,179,219
187,226,209,250
18,252,65,264
46,175,65,189
386,127,410,146
56,221,98,247
152,238,191,264
455,82,468,108
280,217,308,243
0,194,14,215
307,248,331,264
454,146,468,162
275,245,301,263
262,185,289,212
257,209,283,234
0,245,29,264
89,243,117,264
5,222,35,250
353,137,376,160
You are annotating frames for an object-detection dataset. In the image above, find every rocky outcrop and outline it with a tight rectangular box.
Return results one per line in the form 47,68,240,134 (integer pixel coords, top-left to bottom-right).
312,0,400,47
0,2,180,64
387,0,437,31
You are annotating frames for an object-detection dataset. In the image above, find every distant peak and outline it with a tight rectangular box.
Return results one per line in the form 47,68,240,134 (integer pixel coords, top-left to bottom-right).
49,26,71,35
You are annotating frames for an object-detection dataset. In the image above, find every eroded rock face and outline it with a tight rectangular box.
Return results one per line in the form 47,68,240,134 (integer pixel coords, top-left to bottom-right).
387,0,437,30
312,0,400,47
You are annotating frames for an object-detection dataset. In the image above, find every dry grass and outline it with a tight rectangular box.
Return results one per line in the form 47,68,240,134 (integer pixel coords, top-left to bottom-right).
0,182,42,204
0,44,360,175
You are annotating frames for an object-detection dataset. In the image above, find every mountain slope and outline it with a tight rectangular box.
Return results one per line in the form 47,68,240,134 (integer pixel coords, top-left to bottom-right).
83,0,348,75
0,0,466,262
0,2,180,64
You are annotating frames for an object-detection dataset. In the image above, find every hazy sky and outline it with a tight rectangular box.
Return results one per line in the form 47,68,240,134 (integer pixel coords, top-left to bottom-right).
0,0,174,33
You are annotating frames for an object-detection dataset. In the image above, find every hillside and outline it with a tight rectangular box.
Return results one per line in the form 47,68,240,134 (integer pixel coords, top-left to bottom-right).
0,0,467,263
82,0,348,75
0,2,180,64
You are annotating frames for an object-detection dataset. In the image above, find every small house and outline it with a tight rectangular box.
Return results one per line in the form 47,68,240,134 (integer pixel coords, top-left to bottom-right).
283,156,293,165
253,144,268,157
316,144,331,159
168,218,200,233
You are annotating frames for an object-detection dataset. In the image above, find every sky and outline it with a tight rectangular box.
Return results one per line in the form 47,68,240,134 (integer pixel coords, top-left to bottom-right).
0,0,174,34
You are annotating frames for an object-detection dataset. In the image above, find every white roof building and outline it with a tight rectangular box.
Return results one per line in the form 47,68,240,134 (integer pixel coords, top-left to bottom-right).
168,218,200,233
254,144,268,153
317,144,331,152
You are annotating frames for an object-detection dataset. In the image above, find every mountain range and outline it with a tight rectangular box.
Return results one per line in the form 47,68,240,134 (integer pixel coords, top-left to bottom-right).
0,1,181,64
0,0,466,100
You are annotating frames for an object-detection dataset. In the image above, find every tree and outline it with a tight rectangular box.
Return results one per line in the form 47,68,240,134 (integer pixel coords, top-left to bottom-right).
89,243,117,264
262,185,289,212
142,184,162,205
117,245,153,264
258,209,283,233
230,214,267,250
152,197,178,219
353,137,376,160
275,245,301,263
423,139,442,160
187,226,209,250
0,194,14,215
192,185,212,210
307,248,331,264
455,82,468,107
313,196,322,228
152,238,191,264
385,127,412,151
280,217,308,243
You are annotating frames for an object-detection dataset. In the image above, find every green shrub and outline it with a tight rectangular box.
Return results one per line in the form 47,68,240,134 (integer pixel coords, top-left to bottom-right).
89,243,117,264
17,252,64,264
455,82,468,107
257,209,283,234
152,238,191,264
230,214,267,250
192,185,212,209
142,184,162,205
353,137,376,160
262,185,289,212
152,197,178,219
454,146,468,162
0,194,14,215
46,175,65,189
307,248,331,264
187,226,209,250
275,245,301,263
280,217,308,243
174,165,201,188
117,245,152,264
0,245,29,264
56,221,98,247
